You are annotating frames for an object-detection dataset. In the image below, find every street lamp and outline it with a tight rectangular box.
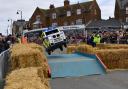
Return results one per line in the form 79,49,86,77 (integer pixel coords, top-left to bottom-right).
17,10,23,20
8,19,13,35
6,25,9,36
17,10,23,35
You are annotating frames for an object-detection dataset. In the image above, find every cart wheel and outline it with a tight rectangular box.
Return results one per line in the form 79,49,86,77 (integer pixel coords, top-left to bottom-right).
64,43,67,48
48,51,51,55
60,46,63,51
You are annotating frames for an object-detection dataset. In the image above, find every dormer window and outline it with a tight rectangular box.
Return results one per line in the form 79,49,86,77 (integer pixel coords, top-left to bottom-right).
77,9,81,15
33,15,41,29
52,13,56,19
67,11,71,16
36,15,41,21
126,7,128,14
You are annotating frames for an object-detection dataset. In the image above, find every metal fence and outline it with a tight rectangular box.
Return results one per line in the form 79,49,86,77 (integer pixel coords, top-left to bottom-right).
0,49,10,89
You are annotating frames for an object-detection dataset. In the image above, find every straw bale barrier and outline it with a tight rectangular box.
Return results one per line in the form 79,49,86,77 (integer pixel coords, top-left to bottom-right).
67,44,95,54
67,45,78,54
26,43,44,52
11,43,44,53
4,67,50,89
96,49,128,69
67,44,128,69
77,44,95,54
96,44,128,49
10,43,49,78
10,47,47,70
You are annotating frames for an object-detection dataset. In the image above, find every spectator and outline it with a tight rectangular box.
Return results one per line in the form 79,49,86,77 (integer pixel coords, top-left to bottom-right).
0,36,5,53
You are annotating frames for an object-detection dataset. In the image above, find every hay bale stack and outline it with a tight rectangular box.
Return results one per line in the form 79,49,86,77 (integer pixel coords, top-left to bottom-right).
67,45,78,54
10,43,49,78
96,49,128,69
77,44,95,54
10,47,47,70
67,44,95,54
4,67,50,89
26,43,44,52
96,44,128,49
96,43,109,49
11,43,44,53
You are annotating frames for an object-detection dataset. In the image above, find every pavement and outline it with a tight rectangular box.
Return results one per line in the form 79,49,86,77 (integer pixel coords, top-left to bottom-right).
50,70,128,89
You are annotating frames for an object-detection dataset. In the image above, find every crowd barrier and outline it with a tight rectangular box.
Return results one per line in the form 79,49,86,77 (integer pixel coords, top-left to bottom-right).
0,49,10,89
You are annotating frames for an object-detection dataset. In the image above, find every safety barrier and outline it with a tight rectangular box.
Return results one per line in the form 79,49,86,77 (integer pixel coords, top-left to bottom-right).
0,49,10,89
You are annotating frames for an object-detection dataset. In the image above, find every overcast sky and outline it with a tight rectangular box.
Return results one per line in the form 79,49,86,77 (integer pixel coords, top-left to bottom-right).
0,0,115,35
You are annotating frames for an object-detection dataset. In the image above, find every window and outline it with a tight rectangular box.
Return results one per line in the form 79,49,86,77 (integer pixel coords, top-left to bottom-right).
77,9,81,15
45,29,59,36
52,22,58,27
126,17,128,22
126,7,128,14
94,9,97,15
52,13,56,19
33,15,42,29
36,15,41,21
76,19,82,25
64,22,68,26
67,11,71,16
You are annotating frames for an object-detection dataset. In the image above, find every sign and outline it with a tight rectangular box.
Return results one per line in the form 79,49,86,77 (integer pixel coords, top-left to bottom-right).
56,25,86,30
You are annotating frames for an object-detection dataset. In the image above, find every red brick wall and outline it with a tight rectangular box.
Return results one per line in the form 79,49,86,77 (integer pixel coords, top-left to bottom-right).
29,7,47,29
29,1,101,29
115,0,128,22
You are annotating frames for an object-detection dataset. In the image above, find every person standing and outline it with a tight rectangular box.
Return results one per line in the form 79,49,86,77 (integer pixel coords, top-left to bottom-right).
0,36,4,53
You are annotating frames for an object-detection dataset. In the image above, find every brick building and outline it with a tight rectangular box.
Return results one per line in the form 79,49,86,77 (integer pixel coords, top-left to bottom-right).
115,0,128,29
28,0,101,29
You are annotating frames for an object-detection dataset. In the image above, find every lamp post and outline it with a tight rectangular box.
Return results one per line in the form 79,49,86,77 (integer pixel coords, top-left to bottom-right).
6,25,9,36
17,10,23,20
8,19,13,35
16,10,23,35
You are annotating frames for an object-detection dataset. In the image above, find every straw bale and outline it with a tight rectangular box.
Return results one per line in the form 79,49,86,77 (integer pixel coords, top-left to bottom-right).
118,59,128,69
96,44,128,49
10,48,47,70
11,43,44,53
9,43,49,78
5,67,50,89
26,43,44,53
77,44,95,54
67,44,95,54
67,45,77,54
96,49,128,69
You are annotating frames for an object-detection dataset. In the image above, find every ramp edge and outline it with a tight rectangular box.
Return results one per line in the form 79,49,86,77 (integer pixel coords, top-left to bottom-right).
75,52,107,73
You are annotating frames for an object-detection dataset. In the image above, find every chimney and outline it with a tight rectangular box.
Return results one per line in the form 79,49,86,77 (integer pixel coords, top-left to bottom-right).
64,0,70,7
49,4,55,9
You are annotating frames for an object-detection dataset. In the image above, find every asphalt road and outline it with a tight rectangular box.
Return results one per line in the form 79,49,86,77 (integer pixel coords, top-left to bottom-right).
50,70,128,89
50,47,128,89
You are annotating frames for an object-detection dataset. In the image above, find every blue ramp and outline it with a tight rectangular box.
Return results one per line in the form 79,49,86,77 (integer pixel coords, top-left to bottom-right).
47,53,106,78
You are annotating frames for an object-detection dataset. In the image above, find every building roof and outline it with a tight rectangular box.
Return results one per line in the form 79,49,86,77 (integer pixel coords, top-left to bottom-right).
86,18,122,29
117,0,128,9
38,1,93,17
13,20,27,27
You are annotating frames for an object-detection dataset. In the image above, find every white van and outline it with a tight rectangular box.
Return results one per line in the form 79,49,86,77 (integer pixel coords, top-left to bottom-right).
42,28,67,55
